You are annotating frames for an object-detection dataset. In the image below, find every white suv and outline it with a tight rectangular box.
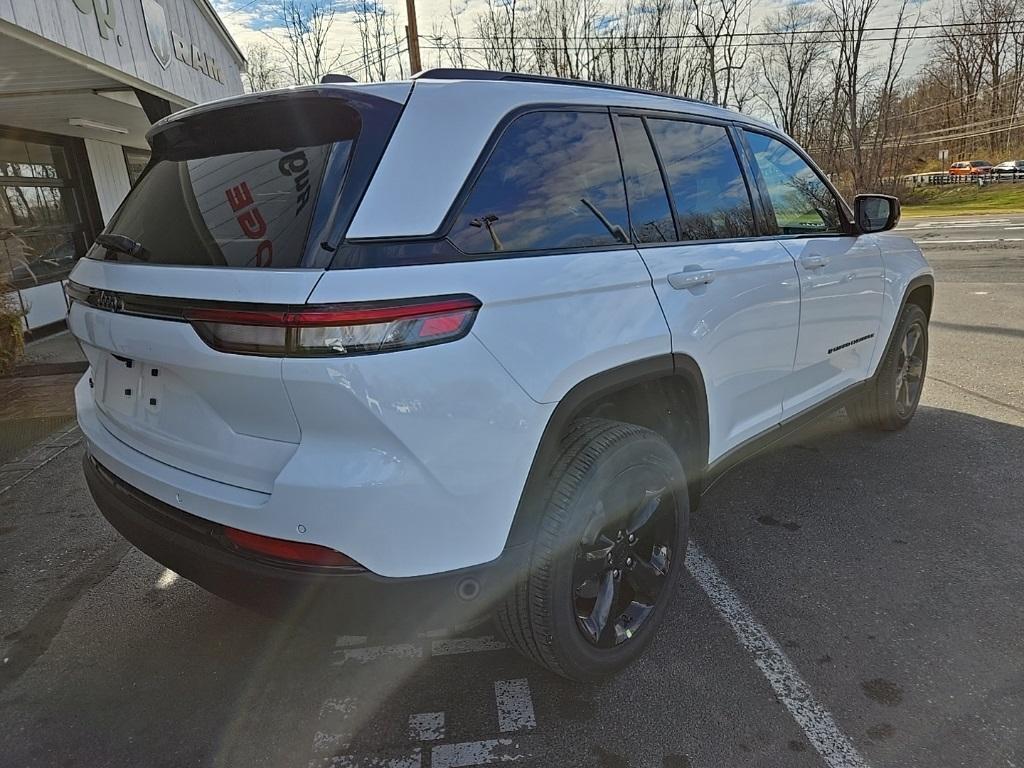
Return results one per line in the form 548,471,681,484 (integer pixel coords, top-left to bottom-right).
68,70,933,681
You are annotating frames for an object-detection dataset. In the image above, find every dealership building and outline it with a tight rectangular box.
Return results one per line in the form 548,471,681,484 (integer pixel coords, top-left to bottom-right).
1,0,245,337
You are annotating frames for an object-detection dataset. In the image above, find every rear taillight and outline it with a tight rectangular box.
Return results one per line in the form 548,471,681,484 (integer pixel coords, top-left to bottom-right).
186,295,481,357
224,526,363,569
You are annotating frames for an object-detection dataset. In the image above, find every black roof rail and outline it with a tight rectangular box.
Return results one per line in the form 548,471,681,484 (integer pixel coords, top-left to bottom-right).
412,68,715,108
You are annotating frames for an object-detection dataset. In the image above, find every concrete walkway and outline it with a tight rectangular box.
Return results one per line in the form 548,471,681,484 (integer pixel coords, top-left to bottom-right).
0,331,85,463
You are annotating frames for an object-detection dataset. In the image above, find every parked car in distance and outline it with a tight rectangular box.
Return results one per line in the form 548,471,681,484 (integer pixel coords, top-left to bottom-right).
67,69,934,682
949,160,993,175
991,160,1024,175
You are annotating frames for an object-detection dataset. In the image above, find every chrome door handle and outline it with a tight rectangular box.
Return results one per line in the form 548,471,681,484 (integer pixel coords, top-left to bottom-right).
800,254,829,269
668,270,716,290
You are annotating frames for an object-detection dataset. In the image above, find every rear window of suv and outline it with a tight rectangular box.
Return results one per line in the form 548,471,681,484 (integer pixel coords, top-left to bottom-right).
89,96,386,269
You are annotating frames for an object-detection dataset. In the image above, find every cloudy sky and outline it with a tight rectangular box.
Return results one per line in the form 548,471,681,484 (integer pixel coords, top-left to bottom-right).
210,0,945,83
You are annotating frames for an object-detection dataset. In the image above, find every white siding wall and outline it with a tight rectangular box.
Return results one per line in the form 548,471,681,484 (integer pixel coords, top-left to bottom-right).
84,138,131,223
1,0,244,105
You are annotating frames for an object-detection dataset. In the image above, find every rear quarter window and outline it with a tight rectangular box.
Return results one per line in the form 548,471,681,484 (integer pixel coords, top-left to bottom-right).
449,110,629,254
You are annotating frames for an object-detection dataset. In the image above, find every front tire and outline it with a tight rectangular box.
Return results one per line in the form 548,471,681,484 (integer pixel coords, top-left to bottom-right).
848,303,929,430
496,418,689,682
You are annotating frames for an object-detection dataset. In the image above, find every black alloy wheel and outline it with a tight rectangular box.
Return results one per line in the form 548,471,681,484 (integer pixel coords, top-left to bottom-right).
895,319,926,418
495,418,689,681
572,471,675,648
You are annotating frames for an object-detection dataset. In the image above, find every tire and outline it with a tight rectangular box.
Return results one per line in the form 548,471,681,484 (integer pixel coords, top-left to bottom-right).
848,303,929,431
495,418,689,682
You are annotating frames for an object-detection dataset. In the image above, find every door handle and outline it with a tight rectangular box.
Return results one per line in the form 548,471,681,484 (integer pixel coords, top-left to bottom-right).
800,254,829,270
668,270,716,290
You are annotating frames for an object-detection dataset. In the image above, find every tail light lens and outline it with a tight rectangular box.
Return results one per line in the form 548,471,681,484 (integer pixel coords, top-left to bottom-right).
224,526,363,569
186,295,481,357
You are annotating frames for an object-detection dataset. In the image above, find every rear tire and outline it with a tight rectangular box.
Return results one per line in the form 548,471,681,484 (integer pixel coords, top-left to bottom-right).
848,304,928,431
495,418,689,682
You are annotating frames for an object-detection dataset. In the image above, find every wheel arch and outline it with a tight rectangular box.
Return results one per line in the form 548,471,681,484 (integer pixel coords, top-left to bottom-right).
504,354,710,549
873,273,934,378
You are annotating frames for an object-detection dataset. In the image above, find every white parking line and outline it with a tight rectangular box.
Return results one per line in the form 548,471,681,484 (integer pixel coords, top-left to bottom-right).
309,749,423,768
313,696,359,755
430,739,525,768
685,543,870,768
408,712,445,741
335,635,369,648
494,679,536,733
917,237,1024,244
331,643,422,666
431,636,508,656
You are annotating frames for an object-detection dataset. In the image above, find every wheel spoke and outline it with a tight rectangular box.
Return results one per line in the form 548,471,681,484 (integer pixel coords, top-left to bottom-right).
627,555,666,602
905,326,921,358
906,357,924,380
899,380,912,410
576,536,614,581
627,489,664,535
581,570,618,647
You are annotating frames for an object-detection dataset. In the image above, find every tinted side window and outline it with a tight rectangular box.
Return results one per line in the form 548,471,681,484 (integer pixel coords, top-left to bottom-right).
450,111,629,254
647,119,756,240
616,116,676,243
745,132,843,235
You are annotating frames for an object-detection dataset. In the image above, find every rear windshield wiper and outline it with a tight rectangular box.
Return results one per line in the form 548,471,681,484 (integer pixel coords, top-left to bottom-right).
96,234,149,262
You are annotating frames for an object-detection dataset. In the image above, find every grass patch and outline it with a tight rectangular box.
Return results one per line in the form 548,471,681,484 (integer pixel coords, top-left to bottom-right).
899,182,1024,217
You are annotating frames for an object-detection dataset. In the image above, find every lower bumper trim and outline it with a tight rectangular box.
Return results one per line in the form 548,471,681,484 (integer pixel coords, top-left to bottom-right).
83,454,526,633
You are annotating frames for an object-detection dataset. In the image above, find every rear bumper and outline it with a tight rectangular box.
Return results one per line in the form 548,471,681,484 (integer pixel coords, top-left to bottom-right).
84,454,528,632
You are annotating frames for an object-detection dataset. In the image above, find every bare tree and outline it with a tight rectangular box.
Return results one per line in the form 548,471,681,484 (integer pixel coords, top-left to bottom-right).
823,0,880,192
755,4,829,145
692,0,752,108
267,0,345,86
353,0,405,81
242,42,283,92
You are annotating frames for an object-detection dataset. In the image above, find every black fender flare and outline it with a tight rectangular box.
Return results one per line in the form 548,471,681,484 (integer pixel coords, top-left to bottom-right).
871,273,934,378
503,353,709,550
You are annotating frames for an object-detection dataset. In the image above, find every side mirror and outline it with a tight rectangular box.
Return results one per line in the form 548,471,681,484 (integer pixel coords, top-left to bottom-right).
854,194,900,233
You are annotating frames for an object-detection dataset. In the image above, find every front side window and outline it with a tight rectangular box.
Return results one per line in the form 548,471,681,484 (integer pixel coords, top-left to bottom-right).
745,132,843,236
647,119,756,241
616,116,676,244
450,111,629,254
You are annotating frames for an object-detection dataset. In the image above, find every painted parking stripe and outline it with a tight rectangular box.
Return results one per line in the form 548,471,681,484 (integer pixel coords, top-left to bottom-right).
331,643,422,666
313,696,359,755
685,543,870,768
430,738,526,768
308,748,422,768
494,679,536,733
335,635,369,648
408,712,445,741
917,237,1024,243
431,636,508,655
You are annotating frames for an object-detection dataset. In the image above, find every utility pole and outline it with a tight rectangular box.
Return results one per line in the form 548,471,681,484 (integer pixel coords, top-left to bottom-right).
405,0,422,74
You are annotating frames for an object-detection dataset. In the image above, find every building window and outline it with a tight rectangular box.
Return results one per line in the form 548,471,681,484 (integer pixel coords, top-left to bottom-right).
123,147,151,187
0,129,91,289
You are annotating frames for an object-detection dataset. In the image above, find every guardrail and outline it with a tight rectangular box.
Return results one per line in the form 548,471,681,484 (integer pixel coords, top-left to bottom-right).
902,171,1024,186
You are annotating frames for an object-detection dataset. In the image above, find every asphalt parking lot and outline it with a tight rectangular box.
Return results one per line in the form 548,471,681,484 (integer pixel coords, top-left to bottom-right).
1,213,1022,768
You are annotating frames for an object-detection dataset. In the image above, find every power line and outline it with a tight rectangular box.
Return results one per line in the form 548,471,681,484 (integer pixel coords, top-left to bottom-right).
219,0,264,18
889,72,1024,121
428,18,1024,42
894,110,1024,141
420,32,976,51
